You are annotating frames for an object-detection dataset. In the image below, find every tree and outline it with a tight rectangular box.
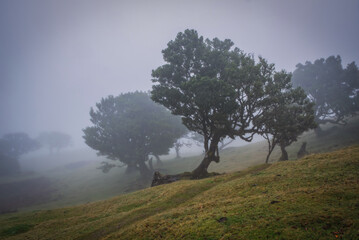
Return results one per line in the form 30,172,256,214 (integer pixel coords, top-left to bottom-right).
258,71,316,163
0,133,40,158
0,133,40,176
83,92,186,179
151,29,272,178
37,131,71,153
150,113,188,165
292,56,358,130
173,139,191,159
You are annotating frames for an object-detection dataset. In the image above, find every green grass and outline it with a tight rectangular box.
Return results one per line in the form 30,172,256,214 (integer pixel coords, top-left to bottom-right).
0,224,34,237
0,145,358,239
163,115,359,175
1,116,359,213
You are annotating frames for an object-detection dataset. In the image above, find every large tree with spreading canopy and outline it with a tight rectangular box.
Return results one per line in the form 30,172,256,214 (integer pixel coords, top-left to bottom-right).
151,29,275,178
292,56,359,130
258,71,316,163
83,92,186,178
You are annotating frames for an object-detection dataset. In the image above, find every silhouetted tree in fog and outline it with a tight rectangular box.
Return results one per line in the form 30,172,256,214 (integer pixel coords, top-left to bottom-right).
83,92,186,179
258,71,316,162
0,133,40,175
37,131,71,153
151,29,278,178
173,139,191,159
292,56,359,133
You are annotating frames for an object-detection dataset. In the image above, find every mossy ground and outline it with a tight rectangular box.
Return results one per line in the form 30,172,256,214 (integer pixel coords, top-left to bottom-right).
1,145,358,239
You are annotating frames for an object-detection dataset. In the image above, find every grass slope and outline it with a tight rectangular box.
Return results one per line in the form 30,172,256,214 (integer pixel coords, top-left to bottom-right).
1,117,359,213
1,145,358,239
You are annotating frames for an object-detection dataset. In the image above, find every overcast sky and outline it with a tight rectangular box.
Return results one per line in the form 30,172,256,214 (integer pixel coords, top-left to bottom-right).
1,0,358,147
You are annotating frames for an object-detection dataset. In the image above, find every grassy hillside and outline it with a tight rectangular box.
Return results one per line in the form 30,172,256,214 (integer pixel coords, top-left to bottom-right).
1,145,358,239
163,115,359,174
1,116,359,213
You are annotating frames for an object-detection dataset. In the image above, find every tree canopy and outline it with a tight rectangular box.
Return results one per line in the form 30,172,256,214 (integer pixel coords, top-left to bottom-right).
151,29,275,178
0,133,40,176
37,131,71,153
83,92,187,178
0,133,40,158
292,55,359,127
258,71,316,163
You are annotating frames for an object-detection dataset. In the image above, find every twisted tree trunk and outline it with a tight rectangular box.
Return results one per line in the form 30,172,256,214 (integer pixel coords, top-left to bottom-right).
138,161,152,179
297,142,308,159
191,135,220,179
279,144,288,161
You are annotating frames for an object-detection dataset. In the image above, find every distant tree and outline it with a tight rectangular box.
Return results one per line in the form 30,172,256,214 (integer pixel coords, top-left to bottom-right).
148,113,188,167
0,133,40,176
37,131,71,153
0,133,40,158
173,139,192,159
258,71,317,163
83,92,186,179
292,56,359,131
151,29,273,178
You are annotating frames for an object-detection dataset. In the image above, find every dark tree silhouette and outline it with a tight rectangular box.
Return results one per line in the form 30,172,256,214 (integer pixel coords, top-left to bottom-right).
173,139,191,159
258,71,316,163
0,133,40,175
151,29,275,178
83,92,186,179
37,131,71,153
292,56,358,131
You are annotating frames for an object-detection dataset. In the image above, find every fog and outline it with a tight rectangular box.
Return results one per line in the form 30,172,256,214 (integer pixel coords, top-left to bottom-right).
1,0,358,147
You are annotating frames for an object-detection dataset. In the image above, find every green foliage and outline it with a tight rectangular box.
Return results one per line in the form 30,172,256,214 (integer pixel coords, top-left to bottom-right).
83,92,187,177
292,55,359,125
0,133,40,158
258,70,317,162
151,29,273,176
0,224,33,237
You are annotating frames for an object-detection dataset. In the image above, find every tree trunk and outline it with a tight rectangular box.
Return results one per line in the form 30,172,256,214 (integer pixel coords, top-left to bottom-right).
265,136,275,164
204,136,209,153
125,162,137,174
192,136,220,179
138,161,152,179
297,142,308,159
265,148,274,164
175,145,180,159
279,144,288,161
148,157,154,171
